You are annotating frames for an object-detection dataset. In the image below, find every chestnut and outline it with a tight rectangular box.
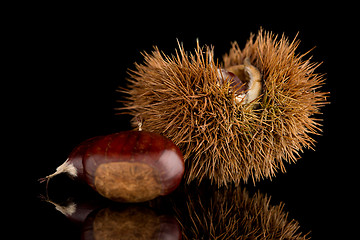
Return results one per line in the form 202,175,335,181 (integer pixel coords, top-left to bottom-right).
40,131,185,202
217,59,262,104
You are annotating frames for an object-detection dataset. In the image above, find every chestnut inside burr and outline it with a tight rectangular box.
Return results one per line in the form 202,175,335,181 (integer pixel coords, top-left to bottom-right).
229,65,251,94
218,66,248,95
218,62,262,104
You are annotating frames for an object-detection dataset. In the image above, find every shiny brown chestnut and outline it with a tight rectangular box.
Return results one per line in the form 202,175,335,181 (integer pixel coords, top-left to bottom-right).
40,131,185,202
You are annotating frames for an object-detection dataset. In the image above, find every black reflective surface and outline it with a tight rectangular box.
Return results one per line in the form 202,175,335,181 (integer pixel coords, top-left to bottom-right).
16,8,355,239
37,181,313,240
28,136,353,240
28,160,352,239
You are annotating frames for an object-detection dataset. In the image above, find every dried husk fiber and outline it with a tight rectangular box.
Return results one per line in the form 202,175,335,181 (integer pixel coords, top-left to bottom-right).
120,29,328,186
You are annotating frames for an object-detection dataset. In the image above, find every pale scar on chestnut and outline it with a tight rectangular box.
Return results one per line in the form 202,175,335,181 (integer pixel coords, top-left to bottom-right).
94,162,163,202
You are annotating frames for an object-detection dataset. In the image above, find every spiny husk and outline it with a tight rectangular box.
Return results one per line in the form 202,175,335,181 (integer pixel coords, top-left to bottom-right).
173,184,310,239
119,29,328,186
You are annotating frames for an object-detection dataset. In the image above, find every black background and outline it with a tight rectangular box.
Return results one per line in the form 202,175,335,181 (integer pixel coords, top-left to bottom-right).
9,3,356,239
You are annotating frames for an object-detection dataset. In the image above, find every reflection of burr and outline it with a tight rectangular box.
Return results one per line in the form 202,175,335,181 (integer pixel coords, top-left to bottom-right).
172,184,310,239
121,29,328,186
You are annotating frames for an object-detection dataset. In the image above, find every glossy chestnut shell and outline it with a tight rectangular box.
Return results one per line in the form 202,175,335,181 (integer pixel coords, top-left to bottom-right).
79,131,185,202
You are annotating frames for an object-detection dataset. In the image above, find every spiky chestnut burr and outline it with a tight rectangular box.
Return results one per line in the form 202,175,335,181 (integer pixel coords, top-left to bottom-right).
120,29,328,186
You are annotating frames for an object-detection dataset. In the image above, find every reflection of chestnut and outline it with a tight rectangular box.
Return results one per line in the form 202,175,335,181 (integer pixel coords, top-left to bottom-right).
40,131,185,202
41,197,101,226
81,206,181,240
